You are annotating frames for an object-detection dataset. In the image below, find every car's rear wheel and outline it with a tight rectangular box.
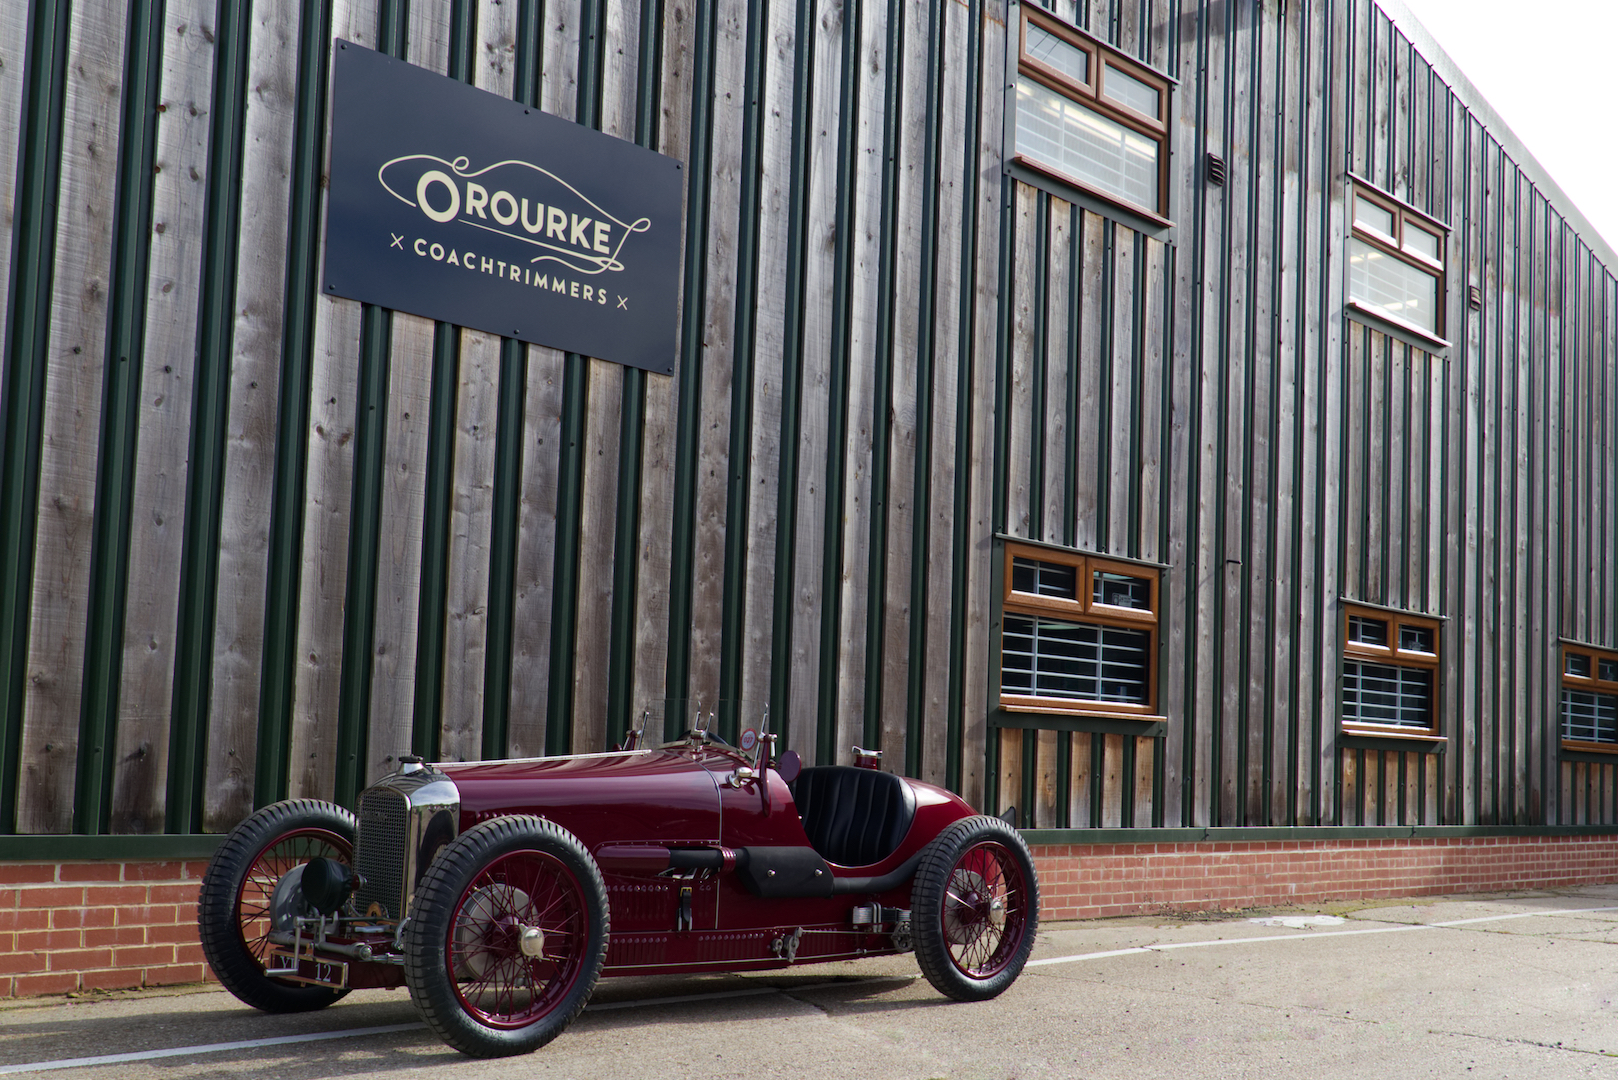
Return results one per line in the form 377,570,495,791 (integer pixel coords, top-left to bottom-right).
911,815,1039,1001
197,799,356,1013
404,816,609,1057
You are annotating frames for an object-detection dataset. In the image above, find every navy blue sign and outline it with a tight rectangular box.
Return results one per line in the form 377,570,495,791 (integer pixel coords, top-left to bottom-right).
324,41,683,375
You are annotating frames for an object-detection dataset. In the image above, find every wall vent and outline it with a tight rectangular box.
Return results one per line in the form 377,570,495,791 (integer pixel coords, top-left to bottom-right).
1206,152,1227,187
1468,285,1483,311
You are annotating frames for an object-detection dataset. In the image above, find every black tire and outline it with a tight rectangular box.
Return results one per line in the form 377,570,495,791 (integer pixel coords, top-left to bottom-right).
404,816,609,1057
197,799,357,1013
911,815,1039,1002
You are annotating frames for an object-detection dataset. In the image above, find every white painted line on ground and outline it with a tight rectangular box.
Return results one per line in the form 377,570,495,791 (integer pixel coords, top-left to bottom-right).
0,1024,424,1075
0,976,910,1074
12,906,1616,1073
1026,904,1618,969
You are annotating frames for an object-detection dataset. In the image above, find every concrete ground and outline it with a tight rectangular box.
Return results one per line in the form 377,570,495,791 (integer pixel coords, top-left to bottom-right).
5,885,1618,1079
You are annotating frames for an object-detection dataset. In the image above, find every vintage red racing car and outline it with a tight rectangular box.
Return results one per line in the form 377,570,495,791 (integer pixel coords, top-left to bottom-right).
197,709,1040,1057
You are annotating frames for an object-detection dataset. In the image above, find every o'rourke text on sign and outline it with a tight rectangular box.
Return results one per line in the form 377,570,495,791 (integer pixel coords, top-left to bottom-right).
379,154,651,277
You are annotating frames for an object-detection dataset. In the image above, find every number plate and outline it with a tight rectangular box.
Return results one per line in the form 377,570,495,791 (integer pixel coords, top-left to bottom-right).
265,948,350,990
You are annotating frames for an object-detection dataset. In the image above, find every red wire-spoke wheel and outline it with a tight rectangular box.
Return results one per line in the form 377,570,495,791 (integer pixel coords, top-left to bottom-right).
448,851,586,1027
407,817,609,1057
912,816,1041,1001
198,800,357,1013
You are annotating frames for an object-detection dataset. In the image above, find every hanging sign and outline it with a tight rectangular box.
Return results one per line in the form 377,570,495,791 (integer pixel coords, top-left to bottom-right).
323,40,683,376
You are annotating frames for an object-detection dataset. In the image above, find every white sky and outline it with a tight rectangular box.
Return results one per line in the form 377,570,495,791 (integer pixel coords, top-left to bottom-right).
1396,0,1618,254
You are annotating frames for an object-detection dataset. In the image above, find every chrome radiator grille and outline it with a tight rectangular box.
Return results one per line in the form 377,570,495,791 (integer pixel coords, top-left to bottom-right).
353,787,409,919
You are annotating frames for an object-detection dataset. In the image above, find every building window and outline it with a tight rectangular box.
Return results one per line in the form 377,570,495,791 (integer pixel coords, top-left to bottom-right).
1561,647,1618,751
999,543,1159,717
1012,7,1171,220
1340,605,1440,736
1348,182,1447,339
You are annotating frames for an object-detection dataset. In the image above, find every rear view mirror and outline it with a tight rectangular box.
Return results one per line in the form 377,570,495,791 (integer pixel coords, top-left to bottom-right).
775,749,802,784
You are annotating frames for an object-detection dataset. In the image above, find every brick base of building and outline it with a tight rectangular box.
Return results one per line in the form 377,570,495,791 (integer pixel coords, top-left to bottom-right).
1030,836,1618,921
0,861,213,998
5,835,1618,997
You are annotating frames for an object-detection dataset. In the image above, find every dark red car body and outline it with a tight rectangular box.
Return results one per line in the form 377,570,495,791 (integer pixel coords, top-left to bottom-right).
198,730,1039,1057
442,745,975,974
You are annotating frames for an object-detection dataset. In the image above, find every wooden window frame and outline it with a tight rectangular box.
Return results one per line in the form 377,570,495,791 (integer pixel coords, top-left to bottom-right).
1000,542,1160,718
1560,645,1618,754
1340,603,1441,739
1014,6,1173,221
1348,180,1449,340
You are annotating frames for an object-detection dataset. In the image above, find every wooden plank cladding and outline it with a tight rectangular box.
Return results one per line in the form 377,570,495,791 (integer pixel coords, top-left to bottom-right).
3,0,1618,847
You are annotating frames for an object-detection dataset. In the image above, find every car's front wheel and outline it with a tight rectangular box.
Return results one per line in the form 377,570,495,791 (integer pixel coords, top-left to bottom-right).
197,799,356,1013
404,816,609,1057
911,815,1039,1001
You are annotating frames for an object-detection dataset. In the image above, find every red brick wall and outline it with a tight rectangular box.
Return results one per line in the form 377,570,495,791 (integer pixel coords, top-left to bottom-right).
1031,836,1618,921
4,836,1618,997
0,861,213,997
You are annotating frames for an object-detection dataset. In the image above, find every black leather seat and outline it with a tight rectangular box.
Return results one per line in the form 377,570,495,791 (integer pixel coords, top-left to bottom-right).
791,766,916,867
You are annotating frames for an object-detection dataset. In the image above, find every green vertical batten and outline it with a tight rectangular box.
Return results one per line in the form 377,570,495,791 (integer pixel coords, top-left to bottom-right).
1180,0,1210,826
946,0,988,797
168,0,256,833
412,0,477,763
1089,728,1103,824
982,158,1015,814
76,0,170,834
1120,733,1135,825
1055,730,1071,824
480,0,542,763
716,0,768,743
1127,223,1144,557
484,339,526,761
988,190,1011,541
814,0,862,766
607,365,644,747
1283,10,1308,826
412,325,460,763
540,348,585,757
1064,206,1079,543
861,0,903,753
1155,245,1171,827
1027,195,1048,540
0,0,71,833
1020,729,1035,827
768,0,818,755
903,0,944,779
1309,0,1334,825
256,0,338,807
663,0,717,738
1094,219,1113,545
333,304,391,805
332,0,406,807
605,0,665,749
1209,0,1236,823
540,0,608,756
1234,27,1259,823
1432,47,1449,825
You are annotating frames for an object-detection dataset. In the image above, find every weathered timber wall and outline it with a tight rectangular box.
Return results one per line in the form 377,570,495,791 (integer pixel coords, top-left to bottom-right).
0,0,1011,836
991,0,1618,828
1,0,1616,845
